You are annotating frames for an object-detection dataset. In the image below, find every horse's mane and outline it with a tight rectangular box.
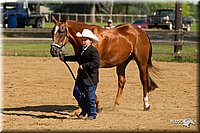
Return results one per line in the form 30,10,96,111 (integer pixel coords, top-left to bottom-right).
66,20,104,30
115,23,126,28
66,20,135,34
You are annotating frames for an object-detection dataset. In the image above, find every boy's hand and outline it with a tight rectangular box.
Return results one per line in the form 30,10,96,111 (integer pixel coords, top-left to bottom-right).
79,65,83,70
59,57,64,61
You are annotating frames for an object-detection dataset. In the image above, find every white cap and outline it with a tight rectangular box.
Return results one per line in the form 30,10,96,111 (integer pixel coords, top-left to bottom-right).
108,19,113,23
76,29,99,43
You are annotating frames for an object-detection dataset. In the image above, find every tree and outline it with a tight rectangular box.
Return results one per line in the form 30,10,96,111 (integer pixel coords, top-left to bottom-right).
90,2,96,22
182,0,192,16
45,1,198,20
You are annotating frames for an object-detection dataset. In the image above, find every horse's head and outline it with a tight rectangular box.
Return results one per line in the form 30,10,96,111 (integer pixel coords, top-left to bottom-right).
50,16,69,57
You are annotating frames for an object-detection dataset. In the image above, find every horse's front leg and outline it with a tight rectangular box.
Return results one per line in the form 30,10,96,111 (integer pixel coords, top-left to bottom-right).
73,107,82,116
73,94,102,115
114,74,126,107
95,95,103,113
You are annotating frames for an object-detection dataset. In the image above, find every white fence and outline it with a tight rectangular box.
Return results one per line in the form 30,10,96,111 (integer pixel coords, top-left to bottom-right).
46,13,147,23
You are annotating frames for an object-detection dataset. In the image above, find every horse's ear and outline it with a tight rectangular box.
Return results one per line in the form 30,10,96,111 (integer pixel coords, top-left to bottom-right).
63,15,67,23
62,15,68,27
52,15,58,24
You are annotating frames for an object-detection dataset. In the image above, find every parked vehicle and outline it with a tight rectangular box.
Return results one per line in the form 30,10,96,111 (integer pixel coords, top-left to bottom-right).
147,9,193,31
2,0,45,28
132,19,148,29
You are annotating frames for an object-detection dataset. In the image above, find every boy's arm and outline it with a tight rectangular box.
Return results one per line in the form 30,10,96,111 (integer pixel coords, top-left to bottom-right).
60,55,79,62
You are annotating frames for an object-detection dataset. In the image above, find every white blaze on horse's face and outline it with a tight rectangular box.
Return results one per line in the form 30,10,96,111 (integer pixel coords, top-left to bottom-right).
50,23,70,57
54,25,59,35
51,25,63,48
52,24,69,48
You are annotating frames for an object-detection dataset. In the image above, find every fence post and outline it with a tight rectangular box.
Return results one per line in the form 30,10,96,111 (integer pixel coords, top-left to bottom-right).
174,0,183,60
101,14,103,23
84,14,86,23
75,13,78,21
58,13,61,21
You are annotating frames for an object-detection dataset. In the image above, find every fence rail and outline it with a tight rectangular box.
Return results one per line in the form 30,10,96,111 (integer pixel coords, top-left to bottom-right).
2,28,199,45
2,28,198,35
46,13,147,23
2,37,198,45
2,28,198,61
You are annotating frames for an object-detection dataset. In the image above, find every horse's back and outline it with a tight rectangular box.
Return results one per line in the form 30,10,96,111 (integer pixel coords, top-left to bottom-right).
115,23,147,36
115,23,150,48
95,24,142,67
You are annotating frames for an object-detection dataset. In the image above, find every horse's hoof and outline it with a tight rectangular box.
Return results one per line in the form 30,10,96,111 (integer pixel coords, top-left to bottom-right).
113,103,119,108
73,111,79,117
97,107,103,113
144,105,150,111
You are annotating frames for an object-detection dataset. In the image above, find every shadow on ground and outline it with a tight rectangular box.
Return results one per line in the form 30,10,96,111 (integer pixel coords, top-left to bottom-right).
2,105,78,119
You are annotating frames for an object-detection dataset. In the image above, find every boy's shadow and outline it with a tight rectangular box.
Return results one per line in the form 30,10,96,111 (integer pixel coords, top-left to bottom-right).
2,105,79,119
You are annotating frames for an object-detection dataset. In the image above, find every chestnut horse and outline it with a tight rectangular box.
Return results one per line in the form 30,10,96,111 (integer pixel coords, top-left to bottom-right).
50,16,159,111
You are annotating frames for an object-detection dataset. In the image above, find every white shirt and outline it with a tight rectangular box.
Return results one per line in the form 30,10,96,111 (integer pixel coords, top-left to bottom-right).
81,44,91,55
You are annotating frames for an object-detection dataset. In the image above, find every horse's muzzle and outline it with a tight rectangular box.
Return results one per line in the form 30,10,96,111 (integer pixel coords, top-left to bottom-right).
50,43,62,57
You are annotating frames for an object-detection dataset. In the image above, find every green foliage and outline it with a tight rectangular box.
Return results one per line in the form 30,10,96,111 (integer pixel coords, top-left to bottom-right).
182,0,192,16
45,1,198,20
112,4,125,14
147,2,175,15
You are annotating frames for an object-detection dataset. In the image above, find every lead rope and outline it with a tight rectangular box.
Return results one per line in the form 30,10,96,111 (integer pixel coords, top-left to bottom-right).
62,60,91,99
63,61,76,81
57,46,76,81
61,28,76,80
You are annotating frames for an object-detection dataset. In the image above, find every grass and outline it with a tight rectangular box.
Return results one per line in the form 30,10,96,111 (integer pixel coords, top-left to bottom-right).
153,44,198,54
2,42,199,63
3,43,74,57
191,22,199,32
152,44,199,62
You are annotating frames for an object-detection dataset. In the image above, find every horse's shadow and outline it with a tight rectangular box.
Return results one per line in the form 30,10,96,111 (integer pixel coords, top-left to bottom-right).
2,104,79,119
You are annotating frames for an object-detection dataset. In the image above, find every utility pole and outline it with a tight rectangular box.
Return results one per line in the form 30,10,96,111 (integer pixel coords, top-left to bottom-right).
90,2,96,23
174,0,182,60
110,0,114,19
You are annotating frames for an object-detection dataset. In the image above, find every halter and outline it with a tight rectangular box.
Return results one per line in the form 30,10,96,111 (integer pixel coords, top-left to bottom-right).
51,25,69,49
50,24,70,58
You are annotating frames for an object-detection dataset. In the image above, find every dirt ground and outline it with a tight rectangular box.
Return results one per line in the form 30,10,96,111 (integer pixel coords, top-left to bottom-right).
2,56,199,132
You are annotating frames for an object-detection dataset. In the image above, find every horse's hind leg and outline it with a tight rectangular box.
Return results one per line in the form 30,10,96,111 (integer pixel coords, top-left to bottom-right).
136,62,150,111
114,57,132,107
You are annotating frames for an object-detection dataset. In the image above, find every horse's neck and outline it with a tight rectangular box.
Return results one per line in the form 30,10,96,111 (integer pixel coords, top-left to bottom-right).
67,20,103,55
68,37,82,55
68,21,88,55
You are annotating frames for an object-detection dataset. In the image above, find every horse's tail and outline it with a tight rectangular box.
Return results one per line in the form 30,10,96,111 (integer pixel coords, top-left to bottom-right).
146,35,159,92
147,35,153,68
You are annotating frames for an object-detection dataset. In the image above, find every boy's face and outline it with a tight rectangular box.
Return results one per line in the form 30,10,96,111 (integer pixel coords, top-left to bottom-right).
82,37,92,47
